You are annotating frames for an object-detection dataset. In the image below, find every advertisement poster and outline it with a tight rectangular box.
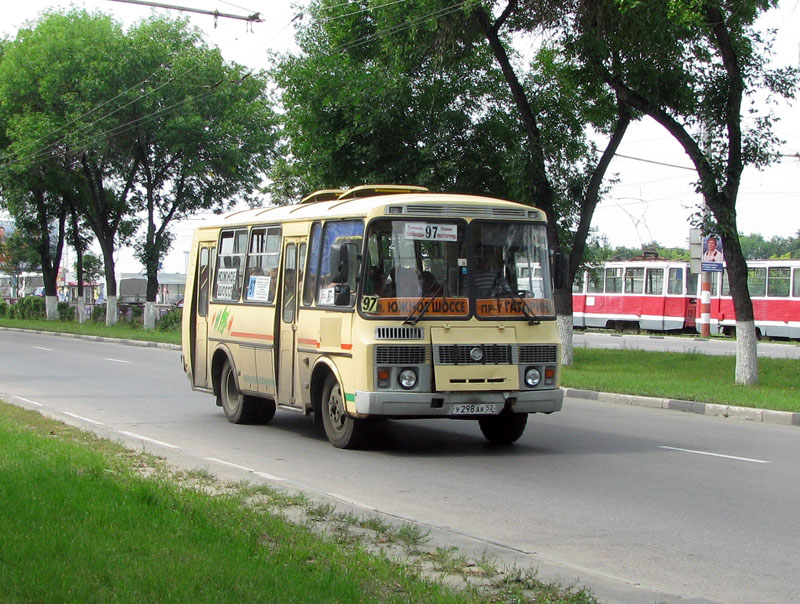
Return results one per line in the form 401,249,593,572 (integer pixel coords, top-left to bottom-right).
702,234,724,272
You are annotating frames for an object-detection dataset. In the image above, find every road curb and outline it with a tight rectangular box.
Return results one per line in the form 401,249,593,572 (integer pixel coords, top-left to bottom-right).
563,388,800,427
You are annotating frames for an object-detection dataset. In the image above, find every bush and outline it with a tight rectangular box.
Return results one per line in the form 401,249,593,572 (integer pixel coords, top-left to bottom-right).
57,302,76,322
92,304,106,323
0,300,7,318
158,308,182,332
15,296,46,319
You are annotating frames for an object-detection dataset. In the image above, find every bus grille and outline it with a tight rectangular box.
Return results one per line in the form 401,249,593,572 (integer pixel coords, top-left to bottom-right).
436,344,513,365
375,326,424,340
518,345,557,363
375,345,428,365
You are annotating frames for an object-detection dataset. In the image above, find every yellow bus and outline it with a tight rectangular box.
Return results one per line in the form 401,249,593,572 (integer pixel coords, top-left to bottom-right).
181,185,565,448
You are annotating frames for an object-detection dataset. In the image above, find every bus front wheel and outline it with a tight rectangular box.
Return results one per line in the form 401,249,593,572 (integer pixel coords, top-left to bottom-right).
478,411,528,445
321,374,365,449
219,359,263,424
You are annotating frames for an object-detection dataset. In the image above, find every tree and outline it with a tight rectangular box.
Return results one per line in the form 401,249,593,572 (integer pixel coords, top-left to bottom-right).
569,0,798,383
272,0,632,364
0,10,278,328
0,10,138,325
0,227,42,298
126,17,277,329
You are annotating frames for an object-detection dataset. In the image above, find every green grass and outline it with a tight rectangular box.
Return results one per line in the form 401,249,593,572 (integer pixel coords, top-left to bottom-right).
0,403,596,604
0,317,181,345
562,348,799,413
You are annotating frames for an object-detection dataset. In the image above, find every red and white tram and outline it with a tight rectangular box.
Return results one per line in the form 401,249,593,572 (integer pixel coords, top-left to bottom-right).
571,259,800,339
572,259,697,332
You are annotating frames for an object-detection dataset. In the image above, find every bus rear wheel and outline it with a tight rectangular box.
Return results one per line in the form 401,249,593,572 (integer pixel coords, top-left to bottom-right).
321,374,365,449
219,359,265,424
478,411,528,445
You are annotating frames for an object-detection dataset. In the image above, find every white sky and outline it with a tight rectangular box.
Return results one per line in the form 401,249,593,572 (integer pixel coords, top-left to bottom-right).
2,0,798,273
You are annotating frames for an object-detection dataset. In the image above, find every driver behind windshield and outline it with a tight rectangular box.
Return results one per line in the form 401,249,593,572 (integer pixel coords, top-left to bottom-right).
472,245,512,297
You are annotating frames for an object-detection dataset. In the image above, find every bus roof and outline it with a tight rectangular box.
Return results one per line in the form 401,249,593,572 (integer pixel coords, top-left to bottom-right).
208,186,547,229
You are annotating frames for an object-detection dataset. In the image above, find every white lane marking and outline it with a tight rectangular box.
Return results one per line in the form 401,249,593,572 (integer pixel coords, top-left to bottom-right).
660,446,769,464
63,411,105,426
13,395,43,407
105,358,130,364
204,458,287,482
327,492,377,511
34,346,53,351
253,471,287,482
204,457,255,473
118,431,181,450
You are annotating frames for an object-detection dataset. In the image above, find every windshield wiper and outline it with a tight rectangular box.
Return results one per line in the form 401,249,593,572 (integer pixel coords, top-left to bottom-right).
403,277,447,326
493,284,540,326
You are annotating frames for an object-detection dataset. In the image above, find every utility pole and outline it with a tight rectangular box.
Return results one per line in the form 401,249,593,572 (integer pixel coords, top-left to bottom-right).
106,0,263,23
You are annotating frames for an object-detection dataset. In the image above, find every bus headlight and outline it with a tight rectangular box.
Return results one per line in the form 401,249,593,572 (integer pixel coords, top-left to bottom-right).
524,367,542,387
398,368,417,389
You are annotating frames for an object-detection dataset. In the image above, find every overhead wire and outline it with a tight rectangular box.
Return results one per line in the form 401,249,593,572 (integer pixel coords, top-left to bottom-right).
6,0,466,169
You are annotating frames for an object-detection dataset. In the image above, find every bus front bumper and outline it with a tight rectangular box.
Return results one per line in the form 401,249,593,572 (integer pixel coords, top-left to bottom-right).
353,388,563,418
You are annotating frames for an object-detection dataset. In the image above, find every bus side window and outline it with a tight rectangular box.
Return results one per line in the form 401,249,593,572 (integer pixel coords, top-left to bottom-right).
215,228,247,302
197,247,210,317
303,222,322,306
317,219,364,307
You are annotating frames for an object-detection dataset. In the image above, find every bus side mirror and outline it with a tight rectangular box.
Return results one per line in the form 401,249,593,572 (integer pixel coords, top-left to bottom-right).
552,253,569,290
330,242,349,283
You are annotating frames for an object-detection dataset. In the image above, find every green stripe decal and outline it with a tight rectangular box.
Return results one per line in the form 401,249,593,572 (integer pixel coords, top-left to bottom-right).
345,393,355,402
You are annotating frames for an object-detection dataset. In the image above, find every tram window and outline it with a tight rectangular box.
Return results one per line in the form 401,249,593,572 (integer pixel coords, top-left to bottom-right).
572,273,585,294
645,268,664,295
625,267,644,294
747,267,766,297
709,271,720,295
668,268,683,295
587,270,603,293
721,270,731,296
767,267,790,297
605,268,622,293
793,268,800,298
686,268,698,296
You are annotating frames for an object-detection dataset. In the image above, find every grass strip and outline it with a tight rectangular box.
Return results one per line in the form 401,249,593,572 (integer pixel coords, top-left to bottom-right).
562,348,799,412
0,317,180,345
0,403,596,604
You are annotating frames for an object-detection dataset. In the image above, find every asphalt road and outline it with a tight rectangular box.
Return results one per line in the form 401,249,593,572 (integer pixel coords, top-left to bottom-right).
1,330,798,604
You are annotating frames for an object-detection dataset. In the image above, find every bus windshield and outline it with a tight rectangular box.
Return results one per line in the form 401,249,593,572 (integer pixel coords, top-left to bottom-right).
359,219,554,319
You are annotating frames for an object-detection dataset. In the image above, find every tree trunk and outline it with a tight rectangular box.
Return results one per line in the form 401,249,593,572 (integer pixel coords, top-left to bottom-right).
557,312,574,367
143,301,157,330
77,298,86,324
735,319,758,385
554,287,574,366
721,231,758,384
45,295,58,321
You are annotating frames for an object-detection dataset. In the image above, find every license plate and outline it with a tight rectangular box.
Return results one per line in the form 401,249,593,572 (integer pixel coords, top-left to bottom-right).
451,403,498,415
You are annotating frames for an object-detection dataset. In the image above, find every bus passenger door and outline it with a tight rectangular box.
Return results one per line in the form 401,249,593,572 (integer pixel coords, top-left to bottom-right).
277,240,301,406
193,245,213,388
